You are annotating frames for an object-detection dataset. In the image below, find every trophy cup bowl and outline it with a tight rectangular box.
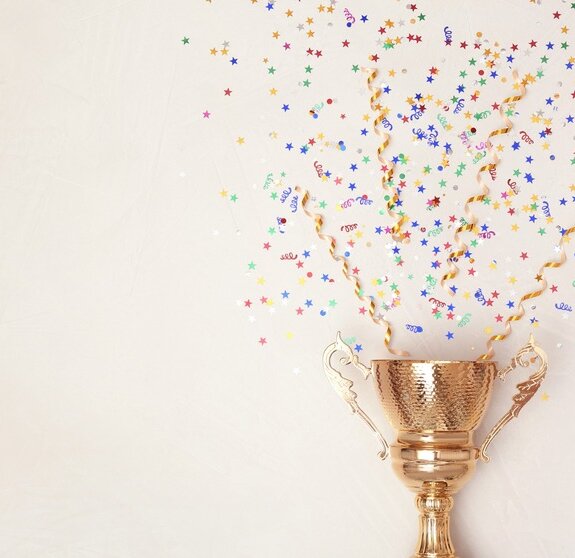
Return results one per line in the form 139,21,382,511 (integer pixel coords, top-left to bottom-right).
376,359,494,494
323,332,548,558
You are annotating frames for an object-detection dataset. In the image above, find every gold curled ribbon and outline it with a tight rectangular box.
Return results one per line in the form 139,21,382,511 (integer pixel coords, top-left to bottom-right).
295,185,409,357
477,224,575,361
364,67,409,244
441,71,526,293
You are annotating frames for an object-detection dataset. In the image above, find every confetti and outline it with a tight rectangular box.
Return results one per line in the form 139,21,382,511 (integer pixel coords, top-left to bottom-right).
441,71,527,295
296,185,409,357
191,0,575,357
478,225,575,361
365,67,409,244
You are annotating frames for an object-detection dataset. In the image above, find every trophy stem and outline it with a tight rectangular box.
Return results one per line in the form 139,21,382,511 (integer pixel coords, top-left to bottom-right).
413,485,456,558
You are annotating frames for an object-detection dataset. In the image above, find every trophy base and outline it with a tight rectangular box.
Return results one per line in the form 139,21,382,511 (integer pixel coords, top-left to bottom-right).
412,550,458,556
391,432,478,558
410,487,457,558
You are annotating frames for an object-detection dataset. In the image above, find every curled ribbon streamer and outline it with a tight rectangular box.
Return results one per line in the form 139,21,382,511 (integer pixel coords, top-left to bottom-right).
477,225,575,361
295,185,409,357
364,67,409,243
441,71,526,293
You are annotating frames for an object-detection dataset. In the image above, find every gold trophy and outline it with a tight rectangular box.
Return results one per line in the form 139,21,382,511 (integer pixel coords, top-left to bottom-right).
323,332,548,558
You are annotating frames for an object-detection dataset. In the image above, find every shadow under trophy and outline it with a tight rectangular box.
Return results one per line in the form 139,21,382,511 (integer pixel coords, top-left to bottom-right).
323,332,548,558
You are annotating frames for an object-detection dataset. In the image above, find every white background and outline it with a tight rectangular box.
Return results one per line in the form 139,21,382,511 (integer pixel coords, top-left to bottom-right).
1,1,574,557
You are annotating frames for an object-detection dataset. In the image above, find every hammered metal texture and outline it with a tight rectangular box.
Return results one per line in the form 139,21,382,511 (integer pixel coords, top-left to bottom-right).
373,360,497,432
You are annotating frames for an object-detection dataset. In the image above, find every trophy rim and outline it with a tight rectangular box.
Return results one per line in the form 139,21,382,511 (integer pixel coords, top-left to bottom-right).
371,359,498,366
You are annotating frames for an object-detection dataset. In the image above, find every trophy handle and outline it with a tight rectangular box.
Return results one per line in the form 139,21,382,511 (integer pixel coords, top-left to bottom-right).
479,333,548,463
322,331,390,461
